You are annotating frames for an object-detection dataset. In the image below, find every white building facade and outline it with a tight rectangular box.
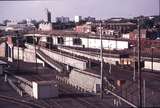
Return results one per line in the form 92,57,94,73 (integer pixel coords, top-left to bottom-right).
39,35,129,50
74,16,82,23
39,23,52,31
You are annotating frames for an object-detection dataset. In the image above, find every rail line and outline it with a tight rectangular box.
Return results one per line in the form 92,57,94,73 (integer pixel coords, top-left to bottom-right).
28,73,64,108
0,95,45,108
59,82,100,108
38,98,65,108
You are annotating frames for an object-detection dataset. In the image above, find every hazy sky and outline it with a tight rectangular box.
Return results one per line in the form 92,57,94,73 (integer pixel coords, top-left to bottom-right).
0,0,159,22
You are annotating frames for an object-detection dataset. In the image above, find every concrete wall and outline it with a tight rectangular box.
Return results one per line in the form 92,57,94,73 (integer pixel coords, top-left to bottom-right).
39,47,87,70
32,81,58,99
13,45,45,65
7,44,13,62
144,61,160,71
58,47,121,65
52,37,58,45
39,35,129,50
19,82,33,97
39,37,47,43
24,49,36,62
14,75,58,99
103,57,120,65
81,38,128,50
13,47,36,63
13,47,24,60
122,33,130,39
0,66,2,75
69,69,101,93
0,42,6,57
0,60,7,75
36,50,63,72
65,37,73,46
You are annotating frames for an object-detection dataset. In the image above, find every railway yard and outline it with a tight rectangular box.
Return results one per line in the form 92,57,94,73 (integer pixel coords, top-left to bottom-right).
0,60,130,108
0,52,160,108
0,33,160,107
0,1,159,107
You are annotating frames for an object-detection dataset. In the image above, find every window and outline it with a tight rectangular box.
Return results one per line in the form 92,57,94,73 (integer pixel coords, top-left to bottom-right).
8,46,11,58
73,38,82,45
57,37,64,44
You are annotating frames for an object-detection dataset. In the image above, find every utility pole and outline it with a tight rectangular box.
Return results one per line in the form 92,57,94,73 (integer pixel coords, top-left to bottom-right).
16,31,20,73
151,47,154,72
100,21,104,99
34,29,38,73
143,80,146,107
159,0,160,17
137,18,142,107
133,47,136,81
88,34,91,68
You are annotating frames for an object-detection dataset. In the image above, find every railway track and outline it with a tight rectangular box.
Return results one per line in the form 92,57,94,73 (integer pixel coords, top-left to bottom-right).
38,97,66,108
27,73,64,108
0,95,45,108
59,82,100,108
142,71,160,81
38,80,100,108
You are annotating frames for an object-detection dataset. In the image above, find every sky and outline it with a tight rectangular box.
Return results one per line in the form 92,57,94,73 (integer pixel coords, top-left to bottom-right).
0,0,159,22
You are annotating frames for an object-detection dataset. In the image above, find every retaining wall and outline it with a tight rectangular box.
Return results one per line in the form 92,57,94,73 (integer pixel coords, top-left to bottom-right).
68,69,101,93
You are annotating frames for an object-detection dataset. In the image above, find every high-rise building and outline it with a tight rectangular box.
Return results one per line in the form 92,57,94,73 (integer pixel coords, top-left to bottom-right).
46,9,51,23
84,16,96,22
56,17,70,23
74,16,82,23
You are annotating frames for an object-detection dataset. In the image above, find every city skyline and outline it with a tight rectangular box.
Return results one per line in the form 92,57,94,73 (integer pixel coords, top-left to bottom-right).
0,0,159,22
